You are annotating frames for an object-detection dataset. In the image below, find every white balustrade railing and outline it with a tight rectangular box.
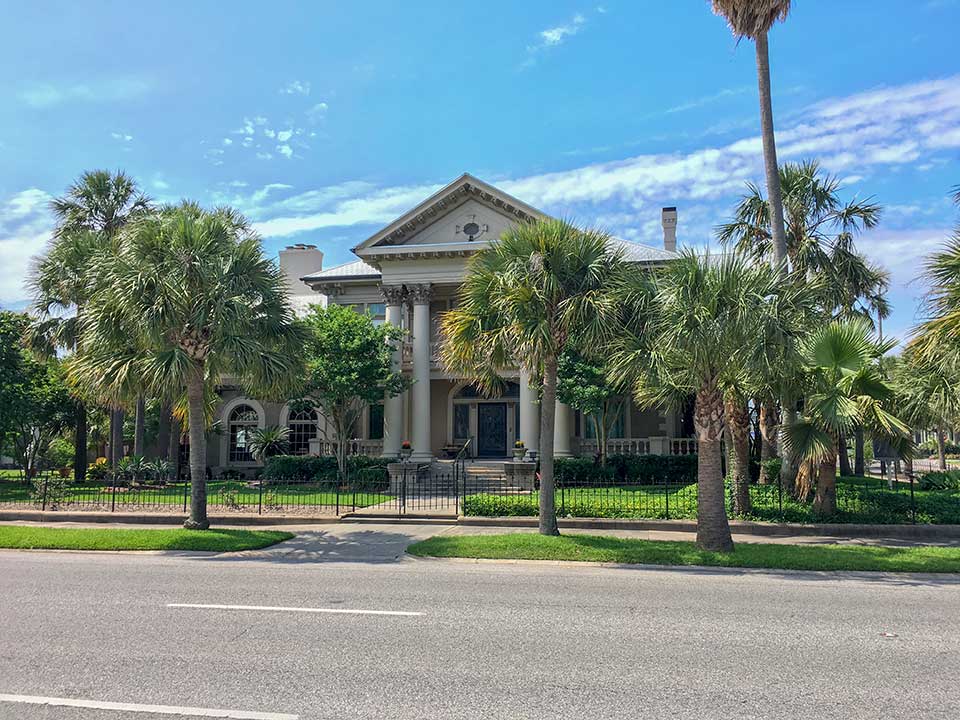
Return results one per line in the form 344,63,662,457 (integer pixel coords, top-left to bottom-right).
401,341,441,367
311,439,384,458
574,437,696,457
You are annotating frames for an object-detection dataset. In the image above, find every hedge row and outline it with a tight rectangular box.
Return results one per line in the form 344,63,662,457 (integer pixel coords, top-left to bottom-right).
554,454,698,486
261,455,388,483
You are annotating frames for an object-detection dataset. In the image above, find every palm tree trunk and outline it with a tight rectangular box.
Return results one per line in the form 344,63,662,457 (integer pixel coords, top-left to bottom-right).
73,402,87,482
779,406,799,495
937,424,947,470
168,414,180,475
812,445,838,516
725,395,752,517
110,409,125,467
755,31,788,266
695,382,733,552
854,426,865,476
838,429,852,476
537,355,560,536
133,395,146,457
758,401,778,483
156,402,171,460
184,369,209,530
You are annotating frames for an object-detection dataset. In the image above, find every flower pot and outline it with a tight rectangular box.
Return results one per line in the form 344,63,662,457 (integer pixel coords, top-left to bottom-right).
512,449,526,461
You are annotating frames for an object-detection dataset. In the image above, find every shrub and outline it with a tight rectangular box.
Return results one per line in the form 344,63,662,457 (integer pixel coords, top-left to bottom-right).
554,458,614,486
607,454,698,485
31,474,69,508
87,457,109,482
918,470,960,492
44,438,75,471
918,439,960,457
761,458,782,485
261,454,388,484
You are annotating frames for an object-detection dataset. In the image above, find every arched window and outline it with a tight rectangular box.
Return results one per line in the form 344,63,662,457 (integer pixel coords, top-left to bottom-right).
228,405,259,462
287,408,318,456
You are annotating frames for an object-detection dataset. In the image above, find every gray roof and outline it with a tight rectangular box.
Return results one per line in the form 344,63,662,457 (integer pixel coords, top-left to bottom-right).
302,259,381,282
611,238,680,263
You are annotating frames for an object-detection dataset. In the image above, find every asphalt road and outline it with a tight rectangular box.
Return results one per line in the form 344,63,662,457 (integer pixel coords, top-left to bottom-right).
1,525,959,719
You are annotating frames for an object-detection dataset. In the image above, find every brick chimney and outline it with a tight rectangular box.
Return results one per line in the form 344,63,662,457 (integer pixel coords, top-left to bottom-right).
278,244,323,296
661,207,677,253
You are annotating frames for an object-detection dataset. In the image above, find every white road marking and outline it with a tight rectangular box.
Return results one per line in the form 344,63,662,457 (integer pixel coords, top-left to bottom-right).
167,602,423,617
0,693,298,719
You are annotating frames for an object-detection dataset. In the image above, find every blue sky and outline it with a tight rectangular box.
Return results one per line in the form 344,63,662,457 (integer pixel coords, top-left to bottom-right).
1,0,958,341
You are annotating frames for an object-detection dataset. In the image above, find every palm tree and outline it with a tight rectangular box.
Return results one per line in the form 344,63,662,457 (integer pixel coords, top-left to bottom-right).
29,170,151,480
71,201,304,529
248,426,291,463
611,252,811,551
718,160,887,477
711,0,791,267
890,352,960,471
782,319,909,515
441,218,626,536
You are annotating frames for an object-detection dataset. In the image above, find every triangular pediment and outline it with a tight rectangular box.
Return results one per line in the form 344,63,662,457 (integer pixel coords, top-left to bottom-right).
353,173,547,254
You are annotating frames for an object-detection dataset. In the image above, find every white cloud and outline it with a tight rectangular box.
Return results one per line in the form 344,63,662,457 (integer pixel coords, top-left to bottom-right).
20,77,150,108
256,152,273,160
276,130,293,142
110,132,133,142
537,13,585,48
306,102,328,121
0,189,54,303
222,138,233,146
276,144,293,159
280,80,311,96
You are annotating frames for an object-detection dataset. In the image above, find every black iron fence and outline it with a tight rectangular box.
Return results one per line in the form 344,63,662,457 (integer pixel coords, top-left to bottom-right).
2,469,959,525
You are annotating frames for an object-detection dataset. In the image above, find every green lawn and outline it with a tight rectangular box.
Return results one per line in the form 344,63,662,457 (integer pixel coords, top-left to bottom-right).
408,533,960,573
0,478,390,510
0,525,293,551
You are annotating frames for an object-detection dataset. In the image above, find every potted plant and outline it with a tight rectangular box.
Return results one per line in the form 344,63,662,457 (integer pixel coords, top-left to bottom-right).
400,440,413,462
513,440,526,461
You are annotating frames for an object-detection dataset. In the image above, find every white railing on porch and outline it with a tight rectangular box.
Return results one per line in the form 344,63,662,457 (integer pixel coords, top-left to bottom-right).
310,439,384,457
576,437,697,456
401,341,441,367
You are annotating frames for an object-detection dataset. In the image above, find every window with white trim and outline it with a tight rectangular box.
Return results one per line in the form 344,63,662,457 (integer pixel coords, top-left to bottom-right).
228,405,259,462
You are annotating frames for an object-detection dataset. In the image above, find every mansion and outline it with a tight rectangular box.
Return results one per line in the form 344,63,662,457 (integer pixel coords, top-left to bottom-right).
207,174,695,474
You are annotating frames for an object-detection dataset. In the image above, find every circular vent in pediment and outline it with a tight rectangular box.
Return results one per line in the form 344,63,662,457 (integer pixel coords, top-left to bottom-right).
456,214,488,241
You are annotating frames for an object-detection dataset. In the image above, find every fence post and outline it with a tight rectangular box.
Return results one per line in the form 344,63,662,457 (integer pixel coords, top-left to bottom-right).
182,478,188,513
41,474,48,512
909,471,916,525
664,482,669,521
258,476,263,516
110,473,116,513
335,477,340,517
560,482,565,516
778,475,783,521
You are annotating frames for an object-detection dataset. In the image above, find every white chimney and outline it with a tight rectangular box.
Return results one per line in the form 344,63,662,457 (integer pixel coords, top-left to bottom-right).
278,244,323,296
661,207,677,253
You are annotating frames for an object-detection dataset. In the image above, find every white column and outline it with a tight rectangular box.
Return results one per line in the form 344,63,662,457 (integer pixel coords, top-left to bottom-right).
553,400,573,457
381,286,405,458
409,284,433,462
519,368,540,456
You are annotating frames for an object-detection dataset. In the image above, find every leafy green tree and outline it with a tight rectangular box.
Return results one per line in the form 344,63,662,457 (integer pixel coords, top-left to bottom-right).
557,350,624,466
611,252,811,551
71,201,303,529
442,219,626,536
781,319,909,515
711,0,792,266
294,304,408,480
29,170,151,478
892,351,960,471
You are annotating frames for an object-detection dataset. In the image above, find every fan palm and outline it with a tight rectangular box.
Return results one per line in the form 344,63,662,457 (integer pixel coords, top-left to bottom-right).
29,170,151,480
711,0,791,267
718,160,887,476
248,425,291,463
894,350,960,471
611,252,812,550
71,201,304,529
781,319,909,515
441,218,626,536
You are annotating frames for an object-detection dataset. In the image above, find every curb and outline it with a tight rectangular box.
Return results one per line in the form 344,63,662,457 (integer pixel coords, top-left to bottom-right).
457,516,960,540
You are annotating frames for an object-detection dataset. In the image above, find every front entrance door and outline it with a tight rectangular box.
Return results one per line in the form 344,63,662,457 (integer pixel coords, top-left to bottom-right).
477,403,507,457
